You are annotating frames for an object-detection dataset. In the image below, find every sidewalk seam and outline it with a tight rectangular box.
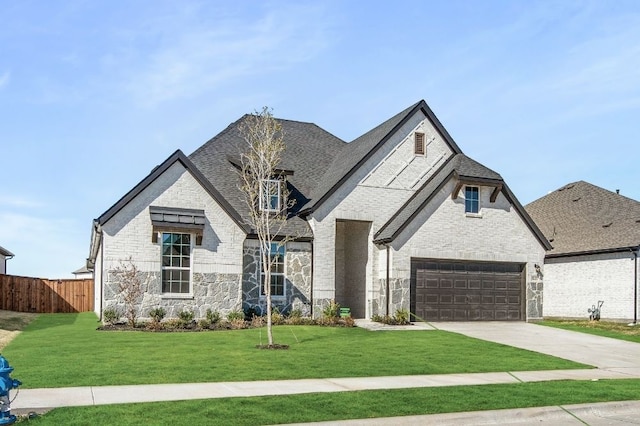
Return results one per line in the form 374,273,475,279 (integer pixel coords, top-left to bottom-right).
507,372,523,383
559,405,589,425
90,387,96,406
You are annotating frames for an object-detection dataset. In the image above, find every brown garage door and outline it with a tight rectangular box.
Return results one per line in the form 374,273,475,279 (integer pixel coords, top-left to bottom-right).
410,259,525,321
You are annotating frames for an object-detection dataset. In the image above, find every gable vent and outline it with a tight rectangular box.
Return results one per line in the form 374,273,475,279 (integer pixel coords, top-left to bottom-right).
414,132,425,155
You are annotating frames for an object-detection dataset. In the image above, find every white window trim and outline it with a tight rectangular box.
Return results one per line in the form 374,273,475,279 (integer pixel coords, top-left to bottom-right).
464,186,482,217
260,179,281,212
259,243,286,300
160,232,194,298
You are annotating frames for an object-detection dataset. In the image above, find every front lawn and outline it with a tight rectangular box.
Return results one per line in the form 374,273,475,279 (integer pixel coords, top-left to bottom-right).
24,379,640,425
541,320,640,343
4,313,588,388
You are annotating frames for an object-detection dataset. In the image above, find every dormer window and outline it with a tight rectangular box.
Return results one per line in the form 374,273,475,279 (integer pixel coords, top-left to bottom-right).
414,132,425,155
260,179,281,212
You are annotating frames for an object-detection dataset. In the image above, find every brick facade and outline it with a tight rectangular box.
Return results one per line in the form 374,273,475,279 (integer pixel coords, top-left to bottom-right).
544,251,638,321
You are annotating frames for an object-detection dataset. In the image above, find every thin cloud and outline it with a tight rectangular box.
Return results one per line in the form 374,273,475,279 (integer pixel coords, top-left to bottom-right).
120,3,336,107
0,71,9,89
0,195,44,209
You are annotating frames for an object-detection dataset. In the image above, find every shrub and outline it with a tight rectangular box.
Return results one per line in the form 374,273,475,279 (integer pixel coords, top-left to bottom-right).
395,309,410,325
230,318,247,330
103,308,119,325
198,319,212,329
322,301,340,319
206,309,221,324
227,310,244,322
271,307,284,325
289,308,302,319
177,310,195,328
178,309,194,323
251,315,265,328
341,316,356,327
148,307,166,323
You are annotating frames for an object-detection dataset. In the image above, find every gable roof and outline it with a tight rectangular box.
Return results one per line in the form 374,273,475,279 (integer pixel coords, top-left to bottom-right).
188,116,346,238
303,100,463,214
525,181,640,257
96,150,249,232
374,154,551,250
0,246,14,258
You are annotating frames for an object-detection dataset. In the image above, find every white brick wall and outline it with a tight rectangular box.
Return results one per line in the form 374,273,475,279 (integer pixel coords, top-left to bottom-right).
393,181,545,277
310,109,457,317
97,162,246,310
544,251,638,321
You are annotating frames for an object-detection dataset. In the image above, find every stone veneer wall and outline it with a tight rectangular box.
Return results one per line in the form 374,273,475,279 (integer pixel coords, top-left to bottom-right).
527,269,544,320
103,271,243,320
371,278,410,317
242,240,312,315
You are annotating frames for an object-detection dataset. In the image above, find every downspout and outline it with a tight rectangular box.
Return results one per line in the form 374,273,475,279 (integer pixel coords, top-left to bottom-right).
99,234,104,321
310,240,314,318
386,245,390,317
633,249,638,325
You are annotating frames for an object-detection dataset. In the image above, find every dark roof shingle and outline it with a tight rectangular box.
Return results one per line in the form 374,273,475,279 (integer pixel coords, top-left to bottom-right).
525,181,640,256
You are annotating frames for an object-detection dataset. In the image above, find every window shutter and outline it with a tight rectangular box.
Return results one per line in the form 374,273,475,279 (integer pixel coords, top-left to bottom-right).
414,132,425,155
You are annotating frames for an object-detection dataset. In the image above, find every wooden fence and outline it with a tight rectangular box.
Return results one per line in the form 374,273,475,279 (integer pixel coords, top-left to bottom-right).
0,274,94,313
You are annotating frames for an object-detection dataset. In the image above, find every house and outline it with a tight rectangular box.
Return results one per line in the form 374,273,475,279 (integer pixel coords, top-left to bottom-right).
88,100,550,322
0,246,14,275
72,265,94,279
526,181,639,322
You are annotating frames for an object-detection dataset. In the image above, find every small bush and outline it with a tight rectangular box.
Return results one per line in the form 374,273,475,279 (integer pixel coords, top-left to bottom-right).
206,309,221,324
178,309,194,322
148,307,166,323
289,308,302,319
395,309,410,325
198,319,212,329
230,318,247,330
341,316,356,327
251,315,265,328
103,308,120,325
322,301,340,319
227,310,244,322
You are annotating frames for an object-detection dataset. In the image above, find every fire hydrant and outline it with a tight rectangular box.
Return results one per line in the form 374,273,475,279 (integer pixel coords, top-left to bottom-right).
0,354,21,425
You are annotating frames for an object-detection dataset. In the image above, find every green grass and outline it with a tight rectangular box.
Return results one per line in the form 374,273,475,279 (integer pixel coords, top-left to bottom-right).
23,379,640,425
4,313,588,388
541,320,640,343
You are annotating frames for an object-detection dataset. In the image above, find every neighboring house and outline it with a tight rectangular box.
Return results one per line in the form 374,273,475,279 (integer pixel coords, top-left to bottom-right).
88,100,550,322
0,246,14,275
526,181,640,322
72,266,94,279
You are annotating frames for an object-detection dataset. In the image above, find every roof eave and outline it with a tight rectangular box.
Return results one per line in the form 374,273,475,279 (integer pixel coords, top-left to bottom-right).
546,245,640,259
96,150,251,233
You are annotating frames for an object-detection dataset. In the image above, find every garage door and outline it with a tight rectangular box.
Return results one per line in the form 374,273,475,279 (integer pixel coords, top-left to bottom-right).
410,259,525,321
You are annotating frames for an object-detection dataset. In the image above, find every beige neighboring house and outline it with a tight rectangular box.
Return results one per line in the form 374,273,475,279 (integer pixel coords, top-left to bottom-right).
0,246,14,275
88,100,550,322
526,181,640,322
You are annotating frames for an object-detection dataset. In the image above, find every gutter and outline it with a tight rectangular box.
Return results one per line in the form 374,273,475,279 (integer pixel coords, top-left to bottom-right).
386,245,390,317
633,249,638,326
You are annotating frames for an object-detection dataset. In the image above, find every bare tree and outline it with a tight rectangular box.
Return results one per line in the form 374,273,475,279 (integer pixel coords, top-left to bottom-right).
111,257,148,328
238,107,293,347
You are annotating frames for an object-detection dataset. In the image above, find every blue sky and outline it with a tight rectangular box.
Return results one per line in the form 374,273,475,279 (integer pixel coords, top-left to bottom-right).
1,0,639,277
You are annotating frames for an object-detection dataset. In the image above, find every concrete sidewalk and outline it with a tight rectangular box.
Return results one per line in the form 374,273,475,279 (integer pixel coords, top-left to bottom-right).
10,321,640,424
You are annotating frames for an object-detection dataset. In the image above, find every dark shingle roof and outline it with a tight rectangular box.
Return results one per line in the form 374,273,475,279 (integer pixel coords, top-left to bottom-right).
188,116,346,238
525,181,640,256
374,154,503,243
304,100,463,213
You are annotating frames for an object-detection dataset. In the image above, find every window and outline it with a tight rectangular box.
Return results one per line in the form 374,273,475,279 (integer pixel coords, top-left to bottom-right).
465,186,480,214
414,132,425,155
260,179,281,212
161,232,192,294
261,243,285,297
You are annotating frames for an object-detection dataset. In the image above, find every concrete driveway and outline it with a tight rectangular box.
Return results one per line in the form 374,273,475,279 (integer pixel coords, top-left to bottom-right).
433,321,640,375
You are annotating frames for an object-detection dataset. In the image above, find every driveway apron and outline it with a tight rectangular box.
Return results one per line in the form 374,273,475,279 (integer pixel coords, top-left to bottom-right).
433,321,640,376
